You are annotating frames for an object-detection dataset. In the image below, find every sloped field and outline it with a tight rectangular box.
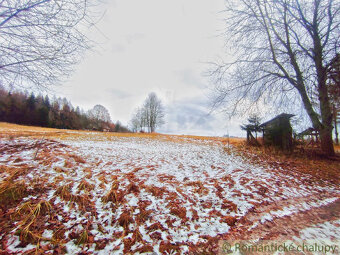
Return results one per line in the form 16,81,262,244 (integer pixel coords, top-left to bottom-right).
0,125,339,254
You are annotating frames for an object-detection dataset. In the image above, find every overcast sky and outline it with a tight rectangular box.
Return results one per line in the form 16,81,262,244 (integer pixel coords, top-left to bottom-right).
55,0,247,137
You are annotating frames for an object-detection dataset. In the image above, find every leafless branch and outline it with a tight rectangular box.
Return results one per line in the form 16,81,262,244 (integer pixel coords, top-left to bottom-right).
0,0,101,90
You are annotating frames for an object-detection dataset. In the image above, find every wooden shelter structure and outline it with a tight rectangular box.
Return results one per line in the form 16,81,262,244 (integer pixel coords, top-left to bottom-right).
242,124,261,146
297,127,320,148
260,113,295,151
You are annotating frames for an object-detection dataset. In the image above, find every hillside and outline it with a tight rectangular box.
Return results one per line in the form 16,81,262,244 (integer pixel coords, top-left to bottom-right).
0,123,339,254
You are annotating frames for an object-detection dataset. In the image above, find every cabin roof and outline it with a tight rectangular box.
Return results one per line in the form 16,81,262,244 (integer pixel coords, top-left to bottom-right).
298,127,318,136
259,113,295,128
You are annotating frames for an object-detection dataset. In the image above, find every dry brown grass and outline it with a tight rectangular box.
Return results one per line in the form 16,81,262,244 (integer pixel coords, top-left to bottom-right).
16,200,53,226
0,167,28,204
0,179,27,203
185,180,209,195
69,154,86,164
221,199,238,213
53,175,65,183
134,244,154,253
77,179,94,193
169,205,187,222
235,142,340,185
2,121,340,254
54,182,94,213
159,241,181,255
55,183,74,202
146,222,167,232
219,216,237,226
118,208,134,232
143,185,168,198
0,122,63,140
76,229,89,246
102,182,125,205
14,199,54,244
0,122,246,145
126,182,140,194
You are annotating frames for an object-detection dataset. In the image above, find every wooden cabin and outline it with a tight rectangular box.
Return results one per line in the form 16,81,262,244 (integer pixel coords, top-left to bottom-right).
260,113,295,151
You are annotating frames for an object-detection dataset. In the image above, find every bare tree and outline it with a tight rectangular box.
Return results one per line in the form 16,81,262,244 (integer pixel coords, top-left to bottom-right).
130,107,146,132
143,92,165,133
0,0,99,90
130,93,165,133
88,104,111,123
211,0,340,156
328,54,340,144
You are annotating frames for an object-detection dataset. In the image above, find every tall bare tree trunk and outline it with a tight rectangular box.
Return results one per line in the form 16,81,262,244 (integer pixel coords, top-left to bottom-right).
318,83,335,155
320,127,335,155
313,23,335,156
317,82,335,156
334,105,339,145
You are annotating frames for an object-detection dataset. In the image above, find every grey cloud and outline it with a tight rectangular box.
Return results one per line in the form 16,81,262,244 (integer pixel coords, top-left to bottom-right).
158,95,246,137
160,98,217,135
106,88,132,99
175,69,207,89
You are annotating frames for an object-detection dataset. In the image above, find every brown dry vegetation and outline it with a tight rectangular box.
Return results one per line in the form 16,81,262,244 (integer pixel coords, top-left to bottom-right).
0,122,243,144
232,141,340,185
0,122,339,254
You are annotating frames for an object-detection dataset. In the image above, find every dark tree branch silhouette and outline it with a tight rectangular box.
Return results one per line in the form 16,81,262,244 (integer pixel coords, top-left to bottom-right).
0,0,100,90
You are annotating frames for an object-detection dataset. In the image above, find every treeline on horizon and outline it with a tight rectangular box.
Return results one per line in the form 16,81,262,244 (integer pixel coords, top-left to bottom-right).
0,86,129,132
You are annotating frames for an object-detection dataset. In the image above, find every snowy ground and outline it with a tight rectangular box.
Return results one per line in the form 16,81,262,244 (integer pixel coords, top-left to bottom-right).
0,130,339,254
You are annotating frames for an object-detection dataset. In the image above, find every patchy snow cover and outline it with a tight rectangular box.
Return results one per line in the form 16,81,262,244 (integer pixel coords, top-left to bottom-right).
296,219,340,244
0,132,339,254
257,197,339,225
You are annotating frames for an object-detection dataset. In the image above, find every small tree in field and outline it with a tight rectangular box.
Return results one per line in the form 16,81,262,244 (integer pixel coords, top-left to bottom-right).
143,93,165,133
241,114,262,143
130,93,165,133
247,114,262,139
88,105,112,123
130,107,145,132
